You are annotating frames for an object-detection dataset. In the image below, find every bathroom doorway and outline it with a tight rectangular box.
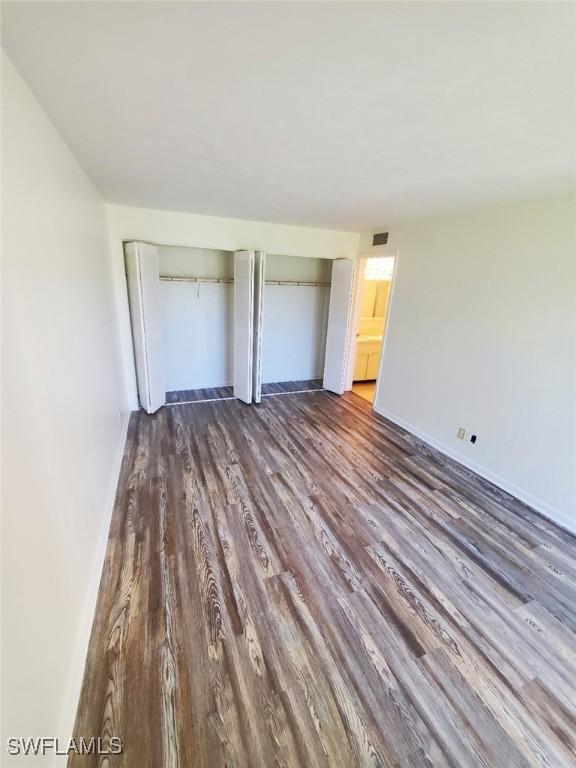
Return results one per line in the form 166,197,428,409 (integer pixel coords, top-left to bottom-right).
347,254,396,404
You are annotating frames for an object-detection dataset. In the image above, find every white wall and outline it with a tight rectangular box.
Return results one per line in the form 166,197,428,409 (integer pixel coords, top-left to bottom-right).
158,247,334,392
1,52,129,763
365,195,576,531
159,244,234,279
107,204,360,408
159,245,234,391
265,253,332,282
262,286,330,383
262,254,331,383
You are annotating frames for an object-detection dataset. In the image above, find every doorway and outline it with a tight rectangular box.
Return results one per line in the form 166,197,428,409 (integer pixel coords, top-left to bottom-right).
348,253,396,404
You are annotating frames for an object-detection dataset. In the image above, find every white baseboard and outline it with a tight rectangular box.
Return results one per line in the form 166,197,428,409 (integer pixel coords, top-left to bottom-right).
373,405,575,535
55,411,130,764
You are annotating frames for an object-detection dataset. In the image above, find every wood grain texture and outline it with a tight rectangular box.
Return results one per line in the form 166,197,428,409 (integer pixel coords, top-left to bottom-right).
166,384,234,403
167,379,323,403
261,379,324,395
71,391,576,768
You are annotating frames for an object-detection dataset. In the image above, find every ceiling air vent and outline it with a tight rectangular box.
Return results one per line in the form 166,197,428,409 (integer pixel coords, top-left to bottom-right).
372,232,389,246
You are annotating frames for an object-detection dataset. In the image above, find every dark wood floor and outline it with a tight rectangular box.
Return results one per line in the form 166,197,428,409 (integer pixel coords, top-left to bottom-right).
166,379,323,403
262,378,324,396
166,384,234,403
72,391,576,767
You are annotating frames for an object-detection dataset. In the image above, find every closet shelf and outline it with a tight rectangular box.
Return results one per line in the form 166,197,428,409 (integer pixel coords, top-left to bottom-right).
160,275,233,284
159,275,330,287
265,280,331,287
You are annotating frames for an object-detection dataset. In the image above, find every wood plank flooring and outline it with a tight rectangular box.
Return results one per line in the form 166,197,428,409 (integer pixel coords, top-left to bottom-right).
352,381,376,403
166,384,234,403
261,378,324,395
166,379,323,403
72,391,576,768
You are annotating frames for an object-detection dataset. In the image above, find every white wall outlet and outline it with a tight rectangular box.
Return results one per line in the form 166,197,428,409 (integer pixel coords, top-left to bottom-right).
457,427,466,439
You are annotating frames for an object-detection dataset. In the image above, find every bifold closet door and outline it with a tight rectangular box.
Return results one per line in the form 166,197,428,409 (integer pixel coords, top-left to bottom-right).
252,252,266,403
124,241,166,414
323,258,356,395
233,250,255,403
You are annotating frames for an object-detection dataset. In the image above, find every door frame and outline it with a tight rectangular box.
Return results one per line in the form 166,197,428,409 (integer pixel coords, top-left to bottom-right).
344,248,400,407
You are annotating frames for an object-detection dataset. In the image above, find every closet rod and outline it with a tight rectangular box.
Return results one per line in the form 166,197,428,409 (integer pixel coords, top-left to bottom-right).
159,276,234,284
159,275,331,287
265,280,331,287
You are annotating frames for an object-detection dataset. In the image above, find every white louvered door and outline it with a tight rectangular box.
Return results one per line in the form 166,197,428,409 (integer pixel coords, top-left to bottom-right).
233,250,255,404
323,258,356,394
124,241,166,413
252,251,266,403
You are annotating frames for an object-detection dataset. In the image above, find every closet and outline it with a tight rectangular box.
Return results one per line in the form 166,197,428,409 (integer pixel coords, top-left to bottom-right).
124,242,256,411
125,241,356,412
159,244,235,395
260,254,332,390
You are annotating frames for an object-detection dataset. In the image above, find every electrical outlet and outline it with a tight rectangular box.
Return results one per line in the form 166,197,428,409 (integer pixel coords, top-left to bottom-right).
457,427,466,439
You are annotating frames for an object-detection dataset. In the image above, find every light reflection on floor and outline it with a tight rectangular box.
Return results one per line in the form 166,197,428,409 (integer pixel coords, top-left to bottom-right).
351,381,376,403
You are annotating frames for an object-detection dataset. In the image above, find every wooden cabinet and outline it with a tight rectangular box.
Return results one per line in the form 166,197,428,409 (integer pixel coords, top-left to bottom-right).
354,340,381,381
366,351,381,379
354,352,369,381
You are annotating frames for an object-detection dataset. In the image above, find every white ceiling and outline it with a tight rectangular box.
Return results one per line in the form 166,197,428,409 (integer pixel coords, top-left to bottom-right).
2,2,575,231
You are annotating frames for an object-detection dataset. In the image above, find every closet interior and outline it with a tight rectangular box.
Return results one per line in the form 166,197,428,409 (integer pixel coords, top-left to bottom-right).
125,241,350,413
158,244,235,401
261,254,332,392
